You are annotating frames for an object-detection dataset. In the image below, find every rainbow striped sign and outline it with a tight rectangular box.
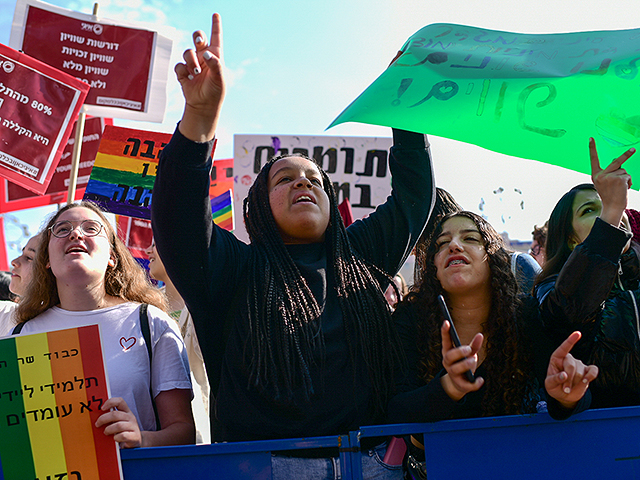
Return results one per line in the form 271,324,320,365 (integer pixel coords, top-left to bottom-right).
83,125,166,219
211,189,234,232
84,126,235,226
0,325,121,480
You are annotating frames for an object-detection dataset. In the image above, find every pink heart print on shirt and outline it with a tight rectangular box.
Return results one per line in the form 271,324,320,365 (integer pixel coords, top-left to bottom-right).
120,337,136,351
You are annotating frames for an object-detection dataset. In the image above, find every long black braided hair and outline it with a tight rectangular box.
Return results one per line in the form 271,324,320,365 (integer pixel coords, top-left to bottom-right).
243,153,399,412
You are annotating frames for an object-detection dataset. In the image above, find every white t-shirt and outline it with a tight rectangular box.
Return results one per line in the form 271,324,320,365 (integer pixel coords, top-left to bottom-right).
0,301,17,337
17,303,192,431
178,307,210,443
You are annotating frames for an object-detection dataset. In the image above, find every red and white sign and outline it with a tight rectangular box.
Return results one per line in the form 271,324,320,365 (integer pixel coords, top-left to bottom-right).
117,215,153,260
10,0,172,122
0,42,90,195
0,116,111,212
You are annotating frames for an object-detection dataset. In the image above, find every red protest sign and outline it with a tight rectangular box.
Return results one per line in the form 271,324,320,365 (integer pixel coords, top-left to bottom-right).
11,0,171,122
116,215,153,261
210,157,234,199
0,43,89,195
0,117,111,212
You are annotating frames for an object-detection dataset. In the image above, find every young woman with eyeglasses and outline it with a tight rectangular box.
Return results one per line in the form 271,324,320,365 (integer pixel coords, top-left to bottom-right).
13,202,196,448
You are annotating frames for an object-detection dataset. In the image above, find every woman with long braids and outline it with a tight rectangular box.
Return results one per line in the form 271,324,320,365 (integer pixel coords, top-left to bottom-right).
151,14,434,479
388,211,597,477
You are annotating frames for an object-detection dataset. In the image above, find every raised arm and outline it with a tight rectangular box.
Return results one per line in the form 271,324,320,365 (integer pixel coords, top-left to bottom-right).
347,129,435,275
152,14,249,376
537,140,634,332
589,137,633,228
176,13,225,142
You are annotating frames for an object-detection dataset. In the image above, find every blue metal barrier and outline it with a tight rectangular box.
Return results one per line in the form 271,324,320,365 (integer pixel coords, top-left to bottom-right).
121,406,640,479
356,406,640,480
120,434,351,479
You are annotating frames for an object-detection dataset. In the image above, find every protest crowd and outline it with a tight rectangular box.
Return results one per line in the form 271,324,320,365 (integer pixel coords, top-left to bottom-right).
3,8,640,480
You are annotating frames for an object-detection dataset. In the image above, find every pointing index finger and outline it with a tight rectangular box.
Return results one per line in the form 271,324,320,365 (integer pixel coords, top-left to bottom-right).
208,13,223,62
552,331,581,362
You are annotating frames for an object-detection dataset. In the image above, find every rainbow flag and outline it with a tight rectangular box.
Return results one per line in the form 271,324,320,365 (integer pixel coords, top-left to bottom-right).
85,126,235,225
211,189,234,232
0,325,121,480
84,125,169,219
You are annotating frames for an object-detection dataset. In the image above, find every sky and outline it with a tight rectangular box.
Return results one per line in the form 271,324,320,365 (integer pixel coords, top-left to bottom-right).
1,0,640,264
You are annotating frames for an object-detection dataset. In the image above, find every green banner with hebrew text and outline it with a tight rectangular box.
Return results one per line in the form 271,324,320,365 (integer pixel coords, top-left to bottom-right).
329,24,640,188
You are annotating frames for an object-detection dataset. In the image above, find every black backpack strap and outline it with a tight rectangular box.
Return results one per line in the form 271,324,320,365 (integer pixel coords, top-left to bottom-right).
11,321,25,335
139,304,161,430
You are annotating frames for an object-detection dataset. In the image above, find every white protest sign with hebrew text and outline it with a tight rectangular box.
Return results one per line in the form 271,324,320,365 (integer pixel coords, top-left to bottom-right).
233,134,393,243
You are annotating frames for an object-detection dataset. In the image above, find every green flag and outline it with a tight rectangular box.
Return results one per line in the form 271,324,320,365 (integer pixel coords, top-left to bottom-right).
329,24,640,189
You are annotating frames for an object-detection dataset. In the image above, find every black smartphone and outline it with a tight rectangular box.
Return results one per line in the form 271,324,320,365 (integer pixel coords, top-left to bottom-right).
437,295,475,383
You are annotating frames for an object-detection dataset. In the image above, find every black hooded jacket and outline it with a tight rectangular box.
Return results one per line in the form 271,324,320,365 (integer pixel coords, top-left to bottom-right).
536,217,640,408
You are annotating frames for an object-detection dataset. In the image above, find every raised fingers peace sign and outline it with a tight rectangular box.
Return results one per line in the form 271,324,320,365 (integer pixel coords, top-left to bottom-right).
588,137,634,226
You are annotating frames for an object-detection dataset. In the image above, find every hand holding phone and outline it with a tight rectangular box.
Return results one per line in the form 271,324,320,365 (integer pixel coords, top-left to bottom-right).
438,295,476,383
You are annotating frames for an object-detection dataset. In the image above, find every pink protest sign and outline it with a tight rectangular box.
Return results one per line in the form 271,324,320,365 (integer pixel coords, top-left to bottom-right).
10,0,172,122
0,43,89,195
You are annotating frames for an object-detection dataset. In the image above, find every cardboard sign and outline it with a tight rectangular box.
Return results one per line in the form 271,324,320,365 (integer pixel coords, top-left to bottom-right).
86,126,235,226
10,0,172,122
84,125,166,219
233,134,392,242
0,325,121,480
0,43,89,195
0,117,110,212
330,23,640,188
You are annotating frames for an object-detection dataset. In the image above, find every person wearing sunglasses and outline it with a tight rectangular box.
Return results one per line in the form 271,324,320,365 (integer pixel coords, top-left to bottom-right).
12,201,195,448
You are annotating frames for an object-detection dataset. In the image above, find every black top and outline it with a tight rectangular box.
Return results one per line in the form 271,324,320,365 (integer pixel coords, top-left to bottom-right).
536,218,640,408
388,296,590,424
152,127,434,441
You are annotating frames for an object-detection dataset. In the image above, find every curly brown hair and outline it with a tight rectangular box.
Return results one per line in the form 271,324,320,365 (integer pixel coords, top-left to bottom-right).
16,202,167,323
403,211,538,416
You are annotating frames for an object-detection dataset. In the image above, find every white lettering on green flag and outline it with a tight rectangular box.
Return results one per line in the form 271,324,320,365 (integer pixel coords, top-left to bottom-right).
329,24,640,188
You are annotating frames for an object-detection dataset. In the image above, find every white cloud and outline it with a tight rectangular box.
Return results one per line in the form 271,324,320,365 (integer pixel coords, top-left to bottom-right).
224,65,246,88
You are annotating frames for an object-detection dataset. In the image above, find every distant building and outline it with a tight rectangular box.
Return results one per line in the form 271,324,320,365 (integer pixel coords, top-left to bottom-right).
501,232,532,253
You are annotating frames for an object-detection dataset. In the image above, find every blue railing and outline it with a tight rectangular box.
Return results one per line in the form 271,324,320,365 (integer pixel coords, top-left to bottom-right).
120,405,640,479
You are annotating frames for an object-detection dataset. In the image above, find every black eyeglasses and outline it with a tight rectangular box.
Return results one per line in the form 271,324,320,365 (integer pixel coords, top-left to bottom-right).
529,244,542,256
49,220,105,238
